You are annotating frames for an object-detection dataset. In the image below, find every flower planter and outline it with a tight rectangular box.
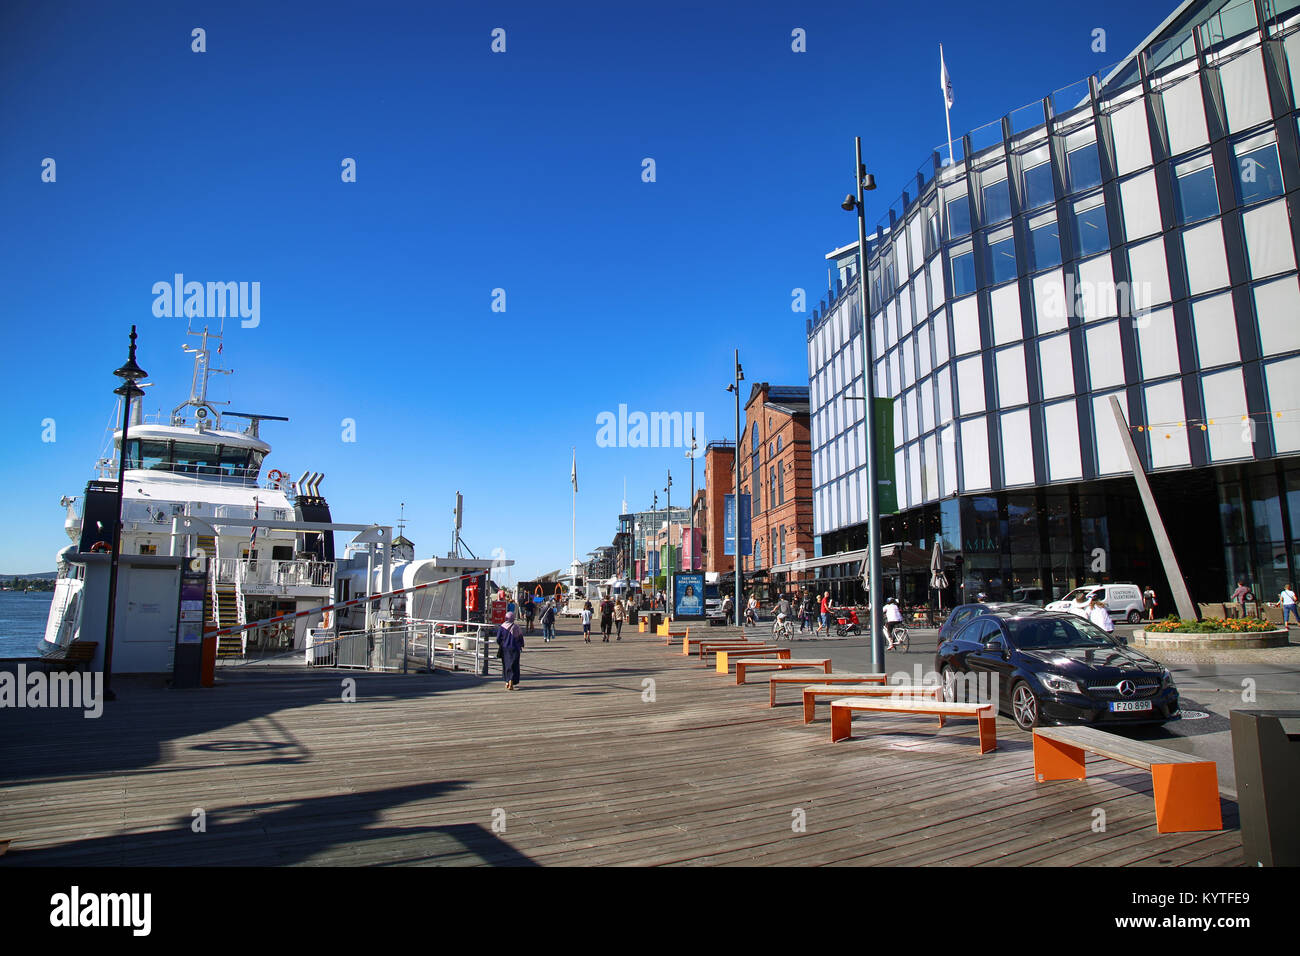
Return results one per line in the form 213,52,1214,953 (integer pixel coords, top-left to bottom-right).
1131,627,1292,650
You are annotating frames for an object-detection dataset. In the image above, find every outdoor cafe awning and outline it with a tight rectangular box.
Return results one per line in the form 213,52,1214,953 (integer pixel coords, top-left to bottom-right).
768,543,938,575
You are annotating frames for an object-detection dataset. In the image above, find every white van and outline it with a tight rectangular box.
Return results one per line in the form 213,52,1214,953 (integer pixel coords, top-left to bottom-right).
1045,584,1145,623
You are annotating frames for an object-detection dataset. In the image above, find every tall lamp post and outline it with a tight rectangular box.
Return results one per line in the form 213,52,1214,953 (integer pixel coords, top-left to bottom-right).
725,352,744,626
841,137,884,671
103,325,149,702
665,470,673,617
685,429,697,573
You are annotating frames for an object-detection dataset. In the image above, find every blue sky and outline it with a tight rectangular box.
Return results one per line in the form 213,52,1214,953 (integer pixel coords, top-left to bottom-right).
0,0,1164,577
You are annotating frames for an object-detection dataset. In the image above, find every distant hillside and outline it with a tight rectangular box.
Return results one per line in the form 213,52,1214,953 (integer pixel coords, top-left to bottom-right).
0,572,57,581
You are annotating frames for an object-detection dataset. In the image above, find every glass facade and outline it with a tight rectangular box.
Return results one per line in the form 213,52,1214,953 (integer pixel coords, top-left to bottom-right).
806,0,1300,609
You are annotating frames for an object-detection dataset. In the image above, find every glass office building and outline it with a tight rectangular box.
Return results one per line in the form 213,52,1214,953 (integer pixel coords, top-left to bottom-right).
807,0,1300,609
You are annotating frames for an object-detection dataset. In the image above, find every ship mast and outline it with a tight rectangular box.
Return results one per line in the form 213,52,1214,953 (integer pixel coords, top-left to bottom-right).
171,323,232,430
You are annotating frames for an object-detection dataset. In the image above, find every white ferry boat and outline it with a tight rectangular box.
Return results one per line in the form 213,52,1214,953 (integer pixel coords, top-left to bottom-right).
44,325,338,661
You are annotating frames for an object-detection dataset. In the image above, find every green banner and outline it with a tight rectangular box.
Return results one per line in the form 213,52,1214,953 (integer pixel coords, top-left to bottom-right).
875,398,898,515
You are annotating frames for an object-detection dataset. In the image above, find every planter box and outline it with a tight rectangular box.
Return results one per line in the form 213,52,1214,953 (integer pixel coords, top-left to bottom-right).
1132,627,1292,650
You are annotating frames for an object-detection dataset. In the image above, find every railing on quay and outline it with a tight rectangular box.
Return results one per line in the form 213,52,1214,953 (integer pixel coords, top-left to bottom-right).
307,618,496,675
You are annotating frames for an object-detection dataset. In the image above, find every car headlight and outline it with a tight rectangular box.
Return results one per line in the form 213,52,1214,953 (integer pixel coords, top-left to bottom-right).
1039,674,1082,695
1159,668,1174,688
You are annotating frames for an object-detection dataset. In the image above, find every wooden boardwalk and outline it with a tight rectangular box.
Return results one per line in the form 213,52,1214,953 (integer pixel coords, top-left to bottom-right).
0,625,1243,866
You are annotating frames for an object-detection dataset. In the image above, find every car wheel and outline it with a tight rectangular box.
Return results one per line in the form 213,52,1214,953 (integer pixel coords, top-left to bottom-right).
941,665,959,702
1127,609,1141,624
1011,680,1040,731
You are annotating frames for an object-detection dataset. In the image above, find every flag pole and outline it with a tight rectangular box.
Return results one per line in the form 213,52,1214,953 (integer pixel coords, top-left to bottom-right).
941,43,954,165
571,447,576,589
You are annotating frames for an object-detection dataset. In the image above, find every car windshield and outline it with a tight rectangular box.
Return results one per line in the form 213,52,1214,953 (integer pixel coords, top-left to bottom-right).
1005,616,1114,649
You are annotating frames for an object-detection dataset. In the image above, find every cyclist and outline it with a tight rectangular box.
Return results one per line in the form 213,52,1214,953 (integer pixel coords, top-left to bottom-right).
883,597,906,649
773,593,793,639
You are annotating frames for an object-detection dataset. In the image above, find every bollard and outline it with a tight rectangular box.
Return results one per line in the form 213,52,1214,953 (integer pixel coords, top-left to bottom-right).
1231,709,1300,866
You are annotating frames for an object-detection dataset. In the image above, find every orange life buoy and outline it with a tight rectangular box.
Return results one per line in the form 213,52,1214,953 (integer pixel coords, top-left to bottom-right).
267,469,288,488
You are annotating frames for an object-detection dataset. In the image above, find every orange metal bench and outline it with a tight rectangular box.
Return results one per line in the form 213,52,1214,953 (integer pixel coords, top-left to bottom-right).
802,682,943,723
1032,726,1222,834
829,698,997,754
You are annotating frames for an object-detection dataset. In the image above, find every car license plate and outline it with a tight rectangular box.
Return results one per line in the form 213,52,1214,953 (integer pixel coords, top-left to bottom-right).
1109,700,1153,712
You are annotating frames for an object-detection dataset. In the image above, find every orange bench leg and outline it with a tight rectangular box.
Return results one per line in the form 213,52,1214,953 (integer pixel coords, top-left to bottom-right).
803,691,817,724
770,681,777,707
715,652,730,674
977,713,997,754
735,663,747,685
823,661,832,673
830,705,852,742
778,649,791,660
1151,763,1222,834
1033,734,1086,782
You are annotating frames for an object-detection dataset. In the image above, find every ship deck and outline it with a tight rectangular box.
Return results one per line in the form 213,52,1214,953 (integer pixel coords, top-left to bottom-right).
0,624,1243,866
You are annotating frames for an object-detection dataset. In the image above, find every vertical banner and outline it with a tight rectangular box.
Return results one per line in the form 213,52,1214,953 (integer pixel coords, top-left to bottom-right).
875,398,899,515
723,494,752,556
674,572,705,618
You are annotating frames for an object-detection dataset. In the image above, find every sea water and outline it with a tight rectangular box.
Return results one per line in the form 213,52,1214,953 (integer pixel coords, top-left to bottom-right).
0,590,54,657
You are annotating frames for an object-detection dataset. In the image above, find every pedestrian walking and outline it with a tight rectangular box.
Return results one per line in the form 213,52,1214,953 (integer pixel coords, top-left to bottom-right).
496,610,525,690
1143,585,1157,622
799,593,812,633
1088,595,1115,634
1280,583,1298,628
524,598,536,634
1231,581,1252,618
722,593,734,625
614,597,625,639
581,600,594,643
541,599,557,642
745,595,758,627
600,593,614,642
817,590,830,635
1069,590,1092,618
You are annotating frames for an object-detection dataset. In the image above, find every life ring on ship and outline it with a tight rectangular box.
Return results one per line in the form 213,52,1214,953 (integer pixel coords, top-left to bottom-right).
267,469,288,488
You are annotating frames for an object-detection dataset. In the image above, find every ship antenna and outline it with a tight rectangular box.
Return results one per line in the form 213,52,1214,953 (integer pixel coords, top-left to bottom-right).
171,322,233,428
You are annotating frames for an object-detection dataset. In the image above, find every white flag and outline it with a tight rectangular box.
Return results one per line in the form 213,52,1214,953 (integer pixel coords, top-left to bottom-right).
940,44,954,109
570,450,578,494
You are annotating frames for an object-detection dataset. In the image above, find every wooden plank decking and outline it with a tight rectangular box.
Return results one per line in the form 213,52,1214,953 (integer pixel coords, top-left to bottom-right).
0,626,1243,866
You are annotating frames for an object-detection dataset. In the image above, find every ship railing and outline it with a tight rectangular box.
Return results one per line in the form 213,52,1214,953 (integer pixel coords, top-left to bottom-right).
322,619,494,674
216,558,335,591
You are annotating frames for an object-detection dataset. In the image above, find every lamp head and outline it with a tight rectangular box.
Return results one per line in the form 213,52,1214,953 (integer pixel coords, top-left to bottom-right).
861,173,876,191
841,194,858,211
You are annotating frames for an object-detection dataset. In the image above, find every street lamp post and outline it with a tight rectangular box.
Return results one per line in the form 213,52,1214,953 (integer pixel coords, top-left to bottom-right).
725,352,744,627
686,430,697,573
842,137,885,671
103,326,149,702
665,470,673,617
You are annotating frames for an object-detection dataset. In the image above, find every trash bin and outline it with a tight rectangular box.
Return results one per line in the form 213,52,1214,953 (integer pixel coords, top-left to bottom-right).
649,612,663,632
1231,709,1300,866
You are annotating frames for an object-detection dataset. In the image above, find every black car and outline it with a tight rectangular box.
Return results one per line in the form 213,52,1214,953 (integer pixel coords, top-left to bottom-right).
937,602,1040,645
935,608,1179,731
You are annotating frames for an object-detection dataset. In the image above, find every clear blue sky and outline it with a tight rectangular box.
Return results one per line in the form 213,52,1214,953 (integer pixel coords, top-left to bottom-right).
0,0,1164,577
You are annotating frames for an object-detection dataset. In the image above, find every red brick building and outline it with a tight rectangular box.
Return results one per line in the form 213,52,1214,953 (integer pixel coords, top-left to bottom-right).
702,442,735,574
739,384,813,598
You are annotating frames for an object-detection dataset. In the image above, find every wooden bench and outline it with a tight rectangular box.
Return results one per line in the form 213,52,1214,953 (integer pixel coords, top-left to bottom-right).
661,627,690,645
694,638,767,660
40,640,98,672
768,672,887,707
713,647,792,672
1032,726,1222,834
734,658,830,685
683,635,757,656
829,698,997,754
802,682,943,723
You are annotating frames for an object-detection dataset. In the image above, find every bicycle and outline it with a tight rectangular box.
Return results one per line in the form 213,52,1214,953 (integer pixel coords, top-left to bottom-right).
773,617,795,641
884,623,910,651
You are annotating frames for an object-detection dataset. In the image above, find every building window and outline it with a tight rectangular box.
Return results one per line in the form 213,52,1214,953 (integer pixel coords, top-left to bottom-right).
1074,194,1110,257
1023,160,1055,210
1235,135,1284,206
778,460,786,504
946,194,972,239
1067,142,1102,193
982,178,1011,224
950,249,976,297
926,212,941,254
1174,153,1219,223
1029,214,1062,271
780,526,787,565
987,233,1017,285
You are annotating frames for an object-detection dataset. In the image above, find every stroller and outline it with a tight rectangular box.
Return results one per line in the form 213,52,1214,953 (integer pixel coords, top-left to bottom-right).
834,608,861,637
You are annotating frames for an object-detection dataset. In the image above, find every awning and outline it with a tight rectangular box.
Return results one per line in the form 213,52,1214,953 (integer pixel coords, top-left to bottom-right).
768,543,940,575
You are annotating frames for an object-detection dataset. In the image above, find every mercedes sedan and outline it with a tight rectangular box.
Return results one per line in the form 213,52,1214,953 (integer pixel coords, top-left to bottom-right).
935,608,1180,731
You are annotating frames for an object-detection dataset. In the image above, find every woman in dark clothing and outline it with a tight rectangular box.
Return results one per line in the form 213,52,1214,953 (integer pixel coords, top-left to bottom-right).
496,611,525,690
599,594,614,642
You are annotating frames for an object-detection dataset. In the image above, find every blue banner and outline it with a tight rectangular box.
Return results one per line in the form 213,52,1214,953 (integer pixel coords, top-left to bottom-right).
675,572,705,618
723,494,751,556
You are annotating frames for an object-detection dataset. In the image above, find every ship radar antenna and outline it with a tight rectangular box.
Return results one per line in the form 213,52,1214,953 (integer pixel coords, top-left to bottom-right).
172,322,233,429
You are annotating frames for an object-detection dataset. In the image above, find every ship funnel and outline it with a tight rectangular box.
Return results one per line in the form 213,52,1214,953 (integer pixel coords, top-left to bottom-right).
297,470,310,494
